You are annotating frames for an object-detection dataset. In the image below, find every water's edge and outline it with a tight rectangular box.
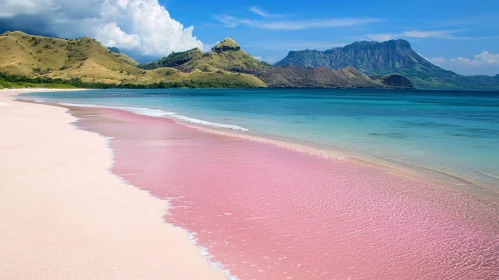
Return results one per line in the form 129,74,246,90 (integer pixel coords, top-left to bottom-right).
21,98,499,202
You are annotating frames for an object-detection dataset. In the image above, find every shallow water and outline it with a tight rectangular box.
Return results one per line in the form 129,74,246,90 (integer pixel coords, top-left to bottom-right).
69,107,499,280
25,88,499,189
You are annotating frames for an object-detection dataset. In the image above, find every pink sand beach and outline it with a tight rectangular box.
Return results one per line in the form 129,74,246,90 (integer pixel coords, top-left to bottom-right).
67,106,499,280
0,90,225,280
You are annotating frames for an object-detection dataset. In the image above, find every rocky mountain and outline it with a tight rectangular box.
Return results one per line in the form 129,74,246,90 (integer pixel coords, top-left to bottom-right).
140,38,413,89
276,40,499,90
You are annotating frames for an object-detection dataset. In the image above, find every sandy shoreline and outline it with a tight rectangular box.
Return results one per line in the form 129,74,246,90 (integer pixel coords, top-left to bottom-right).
0,89,225,279
15,89,499,200
5,89,499,279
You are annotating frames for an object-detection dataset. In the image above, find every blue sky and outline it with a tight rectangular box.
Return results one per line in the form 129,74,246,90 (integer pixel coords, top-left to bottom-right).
166,0,499,75
1,0,498,75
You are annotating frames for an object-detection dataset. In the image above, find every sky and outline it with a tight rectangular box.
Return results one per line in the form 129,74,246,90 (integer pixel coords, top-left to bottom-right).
1,0,498,75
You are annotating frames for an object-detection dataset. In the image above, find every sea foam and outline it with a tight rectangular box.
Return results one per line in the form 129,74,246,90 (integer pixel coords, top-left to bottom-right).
58,102,249,131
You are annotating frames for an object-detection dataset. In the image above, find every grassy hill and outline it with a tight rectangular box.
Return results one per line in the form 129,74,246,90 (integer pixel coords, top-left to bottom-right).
140,39,272,73
0,31,266,88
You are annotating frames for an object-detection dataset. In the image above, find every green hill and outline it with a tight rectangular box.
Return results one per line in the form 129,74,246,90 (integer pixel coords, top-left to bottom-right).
0,31,266,88
140,39,271,73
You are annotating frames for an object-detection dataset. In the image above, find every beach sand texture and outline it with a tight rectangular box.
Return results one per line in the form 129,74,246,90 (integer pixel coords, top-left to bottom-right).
0,90,225,280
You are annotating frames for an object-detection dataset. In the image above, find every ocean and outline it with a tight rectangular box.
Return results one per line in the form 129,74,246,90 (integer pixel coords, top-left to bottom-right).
24,88,499,190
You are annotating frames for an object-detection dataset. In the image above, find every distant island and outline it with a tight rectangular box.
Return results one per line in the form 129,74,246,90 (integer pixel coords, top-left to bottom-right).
276,40,499,91
1,31,498,90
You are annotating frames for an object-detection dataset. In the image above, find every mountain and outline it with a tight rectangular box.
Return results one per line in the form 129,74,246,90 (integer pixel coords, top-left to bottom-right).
276,40,499,90
0,31,266,87
0,32,412,89
140,39,270,74
140,38,412,88
139,48,204,70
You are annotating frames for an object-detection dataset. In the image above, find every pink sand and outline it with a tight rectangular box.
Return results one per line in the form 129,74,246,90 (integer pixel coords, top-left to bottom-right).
73,107,499,280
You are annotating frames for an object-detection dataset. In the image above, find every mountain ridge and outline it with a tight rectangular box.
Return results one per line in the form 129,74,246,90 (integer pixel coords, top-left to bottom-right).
276,39,499,90
0,31,266,87
140,37,413,89
0,31,413,89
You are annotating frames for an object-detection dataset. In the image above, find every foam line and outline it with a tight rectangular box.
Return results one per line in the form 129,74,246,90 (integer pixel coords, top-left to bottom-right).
58,102,249,131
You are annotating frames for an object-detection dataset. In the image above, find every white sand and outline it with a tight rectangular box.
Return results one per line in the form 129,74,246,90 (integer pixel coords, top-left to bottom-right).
0,89,225,280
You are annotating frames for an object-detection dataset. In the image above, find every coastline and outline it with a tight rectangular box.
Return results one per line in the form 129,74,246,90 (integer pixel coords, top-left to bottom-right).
37,96,498,201
180,120,499,200
0,89,225,280
8,89,499,279
16,89,498,199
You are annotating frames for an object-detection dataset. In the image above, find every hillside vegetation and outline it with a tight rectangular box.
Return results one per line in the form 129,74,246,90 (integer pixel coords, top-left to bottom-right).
0,32,413,89
140,38,410,88
0,31,266,88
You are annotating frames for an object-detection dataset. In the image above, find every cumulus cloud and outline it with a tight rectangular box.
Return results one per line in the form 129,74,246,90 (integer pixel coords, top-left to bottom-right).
426,51,499,66
473,51,499,65
0,0,205,58
423,51,499,75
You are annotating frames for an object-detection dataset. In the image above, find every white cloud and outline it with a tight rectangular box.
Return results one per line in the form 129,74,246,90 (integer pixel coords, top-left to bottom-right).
249,7,281,18
215,15,383,30
249,7,269,17
0,0,205,57
422,51,499,75
97,23,141,50
427,57,447,65
367,29,469,41
427,51,499,66
366,33,394,41
366,29,499,42
473,51,499,65
247,40,347,50
0,0,58,17
253,56,276,63
446,51,499,67
401,29,462,38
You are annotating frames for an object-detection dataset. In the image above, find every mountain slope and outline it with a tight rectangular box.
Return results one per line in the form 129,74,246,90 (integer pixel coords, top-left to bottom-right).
139,48,204,70
141,38,411,88
140,39,271,73
0,31,266,87
276,40,499,90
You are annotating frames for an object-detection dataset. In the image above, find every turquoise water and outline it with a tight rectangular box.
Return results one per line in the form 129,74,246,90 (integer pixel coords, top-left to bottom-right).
24,88,499,189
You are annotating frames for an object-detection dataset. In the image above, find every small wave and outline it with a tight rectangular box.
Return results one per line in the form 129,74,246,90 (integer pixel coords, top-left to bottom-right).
173,115,249,131
58,102,249,131
59,102,174,117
